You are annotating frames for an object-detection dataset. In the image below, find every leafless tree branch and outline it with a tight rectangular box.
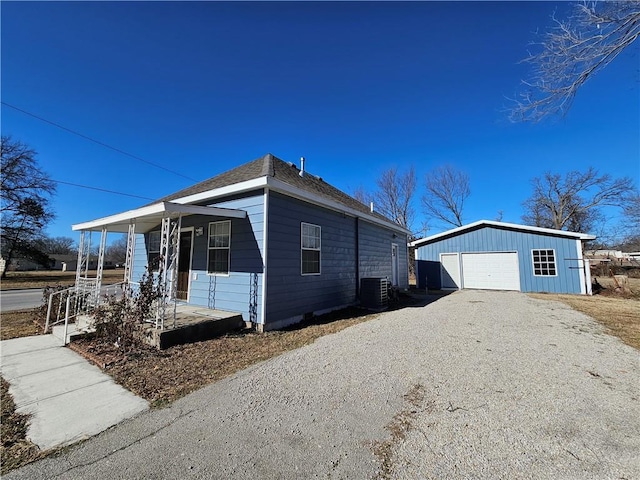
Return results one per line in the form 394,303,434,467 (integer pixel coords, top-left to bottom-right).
422,165,470,228
521,167,636,232
509,1,640,122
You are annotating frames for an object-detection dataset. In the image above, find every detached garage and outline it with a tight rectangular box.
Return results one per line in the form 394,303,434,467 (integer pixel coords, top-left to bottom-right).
411,220,595,295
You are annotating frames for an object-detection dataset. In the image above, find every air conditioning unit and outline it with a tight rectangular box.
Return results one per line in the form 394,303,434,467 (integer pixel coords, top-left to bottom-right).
360,277,389,310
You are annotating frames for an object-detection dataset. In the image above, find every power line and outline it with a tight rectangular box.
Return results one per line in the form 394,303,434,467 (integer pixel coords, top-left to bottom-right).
2,101,197,182
54,179,155,200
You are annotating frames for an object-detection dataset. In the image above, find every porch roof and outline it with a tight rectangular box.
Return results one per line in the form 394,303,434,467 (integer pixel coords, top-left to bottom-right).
71,201,247,233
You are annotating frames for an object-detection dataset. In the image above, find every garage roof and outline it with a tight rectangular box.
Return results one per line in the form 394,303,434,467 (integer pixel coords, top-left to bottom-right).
410,220,596,248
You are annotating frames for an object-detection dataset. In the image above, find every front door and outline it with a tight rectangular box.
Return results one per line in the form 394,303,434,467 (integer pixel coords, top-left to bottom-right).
177,231,193,300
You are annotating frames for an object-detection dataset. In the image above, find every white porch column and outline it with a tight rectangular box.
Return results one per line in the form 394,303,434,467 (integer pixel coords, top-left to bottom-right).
124,222,136,294
94,227,108,303
75,230,92,292
156,216,171,330
169,215,182,328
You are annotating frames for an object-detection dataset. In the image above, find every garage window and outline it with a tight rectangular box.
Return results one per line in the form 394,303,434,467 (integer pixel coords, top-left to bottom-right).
532,249,556,276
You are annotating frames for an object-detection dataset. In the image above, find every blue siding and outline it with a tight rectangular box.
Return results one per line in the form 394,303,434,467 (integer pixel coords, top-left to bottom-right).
415,226,583,294
132,233,148,284
266,192,357,323
359,220,409,289
132,191,266,324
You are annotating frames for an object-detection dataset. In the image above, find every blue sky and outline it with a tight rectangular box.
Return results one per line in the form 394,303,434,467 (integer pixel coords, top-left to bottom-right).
2,1,638,243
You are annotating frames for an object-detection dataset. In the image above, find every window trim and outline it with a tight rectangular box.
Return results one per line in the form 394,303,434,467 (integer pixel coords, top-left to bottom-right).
531,248,557,277
147,230,161,272
207,220,231,276
301,222,321,276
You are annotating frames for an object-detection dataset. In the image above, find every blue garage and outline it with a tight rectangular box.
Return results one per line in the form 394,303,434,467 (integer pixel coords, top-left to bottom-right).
411,220,595,295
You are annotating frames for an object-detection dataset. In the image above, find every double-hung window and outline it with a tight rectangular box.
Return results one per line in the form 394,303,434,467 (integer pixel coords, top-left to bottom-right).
208,221,231,275
148,231,161,271
301,222,321,275
532,249,556,276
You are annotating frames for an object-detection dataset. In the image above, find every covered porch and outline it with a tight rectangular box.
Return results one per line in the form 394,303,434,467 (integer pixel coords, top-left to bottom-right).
46,201,248,345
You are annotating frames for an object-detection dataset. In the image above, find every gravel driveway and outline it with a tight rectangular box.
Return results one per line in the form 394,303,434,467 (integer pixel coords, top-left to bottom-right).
7,290,639,479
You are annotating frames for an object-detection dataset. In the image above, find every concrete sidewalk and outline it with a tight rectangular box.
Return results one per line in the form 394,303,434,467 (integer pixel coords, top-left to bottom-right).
0,335,148,450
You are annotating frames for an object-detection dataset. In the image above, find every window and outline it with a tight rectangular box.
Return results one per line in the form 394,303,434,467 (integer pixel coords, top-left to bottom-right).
301,222,321,275
148,231,161,270
208,221,231,274
532,249,556,276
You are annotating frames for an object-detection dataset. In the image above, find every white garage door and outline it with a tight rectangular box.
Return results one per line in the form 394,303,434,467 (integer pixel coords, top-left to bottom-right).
461,252,520,291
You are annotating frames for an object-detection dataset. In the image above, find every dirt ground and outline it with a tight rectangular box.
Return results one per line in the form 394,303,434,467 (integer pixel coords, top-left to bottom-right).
0,310,42,341
529,276,640,350
70,306,386,407
1,270,124,291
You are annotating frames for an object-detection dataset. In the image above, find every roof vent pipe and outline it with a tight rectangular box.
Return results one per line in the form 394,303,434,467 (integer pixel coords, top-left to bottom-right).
299,157,305,177
370,202,374,213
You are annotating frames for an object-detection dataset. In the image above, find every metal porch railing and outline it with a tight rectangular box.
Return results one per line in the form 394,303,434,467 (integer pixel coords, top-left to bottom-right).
44,281,128,344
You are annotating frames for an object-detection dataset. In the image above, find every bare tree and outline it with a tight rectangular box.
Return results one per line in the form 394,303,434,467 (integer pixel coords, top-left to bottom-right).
521,167,635,232
106,235,128,264
510,1,640,122
373,166,416,232
622,193,640,233
422,165,470,228
38,236,77,255
352,185,373,208
1,136,56,276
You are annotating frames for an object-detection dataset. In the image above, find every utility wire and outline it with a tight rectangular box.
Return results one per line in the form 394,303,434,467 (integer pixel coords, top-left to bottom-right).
54,179,155,200
2,101,197,182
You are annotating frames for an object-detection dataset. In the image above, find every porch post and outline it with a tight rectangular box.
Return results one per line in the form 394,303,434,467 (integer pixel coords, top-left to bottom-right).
168,215,182,329
75,230,92,290
74,230,87,291
94,227,108,304
156,216,171,330
123,221,136,294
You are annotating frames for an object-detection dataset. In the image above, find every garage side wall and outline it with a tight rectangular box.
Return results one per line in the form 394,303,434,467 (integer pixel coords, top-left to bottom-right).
415,226,584,294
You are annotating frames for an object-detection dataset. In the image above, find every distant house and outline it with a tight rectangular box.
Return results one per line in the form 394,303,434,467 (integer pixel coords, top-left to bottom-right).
71,154,410,331
411,220,595,295
0,256,53,272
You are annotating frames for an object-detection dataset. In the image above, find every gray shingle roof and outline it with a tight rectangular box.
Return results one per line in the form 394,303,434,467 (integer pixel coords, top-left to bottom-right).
156,153,397,225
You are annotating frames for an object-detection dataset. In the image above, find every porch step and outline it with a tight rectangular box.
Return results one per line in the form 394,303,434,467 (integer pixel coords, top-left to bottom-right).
52,320,96,344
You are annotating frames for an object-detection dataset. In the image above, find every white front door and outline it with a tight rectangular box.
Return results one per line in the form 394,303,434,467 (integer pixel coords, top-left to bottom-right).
391,243,399,286
440,253,460,289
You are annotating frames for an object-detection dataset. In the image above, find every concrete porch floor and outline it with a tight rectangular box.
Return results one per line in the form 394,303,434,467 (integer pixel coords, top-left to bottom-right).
144,304,245,349
160,304,244,329
52,304,246,349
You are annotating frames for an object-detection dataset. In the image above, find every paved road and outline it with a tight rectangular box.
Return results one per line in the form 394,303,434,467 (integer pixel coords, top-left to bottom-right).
5,291,640,479
0,289,44,312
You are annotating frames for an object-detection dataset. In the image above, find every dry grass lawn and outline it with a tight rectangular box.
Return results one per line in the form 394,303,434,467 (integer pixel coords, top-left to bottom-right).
1,378,41,475
0,310,42,341
530,276,640,351
1,270,124,290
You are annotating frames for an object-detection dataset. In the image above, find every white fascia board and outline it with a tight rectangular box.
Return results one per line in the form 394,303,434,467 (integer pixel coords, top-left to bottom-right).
72,202,246,232
410,219,596,247
265,177,411,235
169,177,269,205
105,174,407,235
